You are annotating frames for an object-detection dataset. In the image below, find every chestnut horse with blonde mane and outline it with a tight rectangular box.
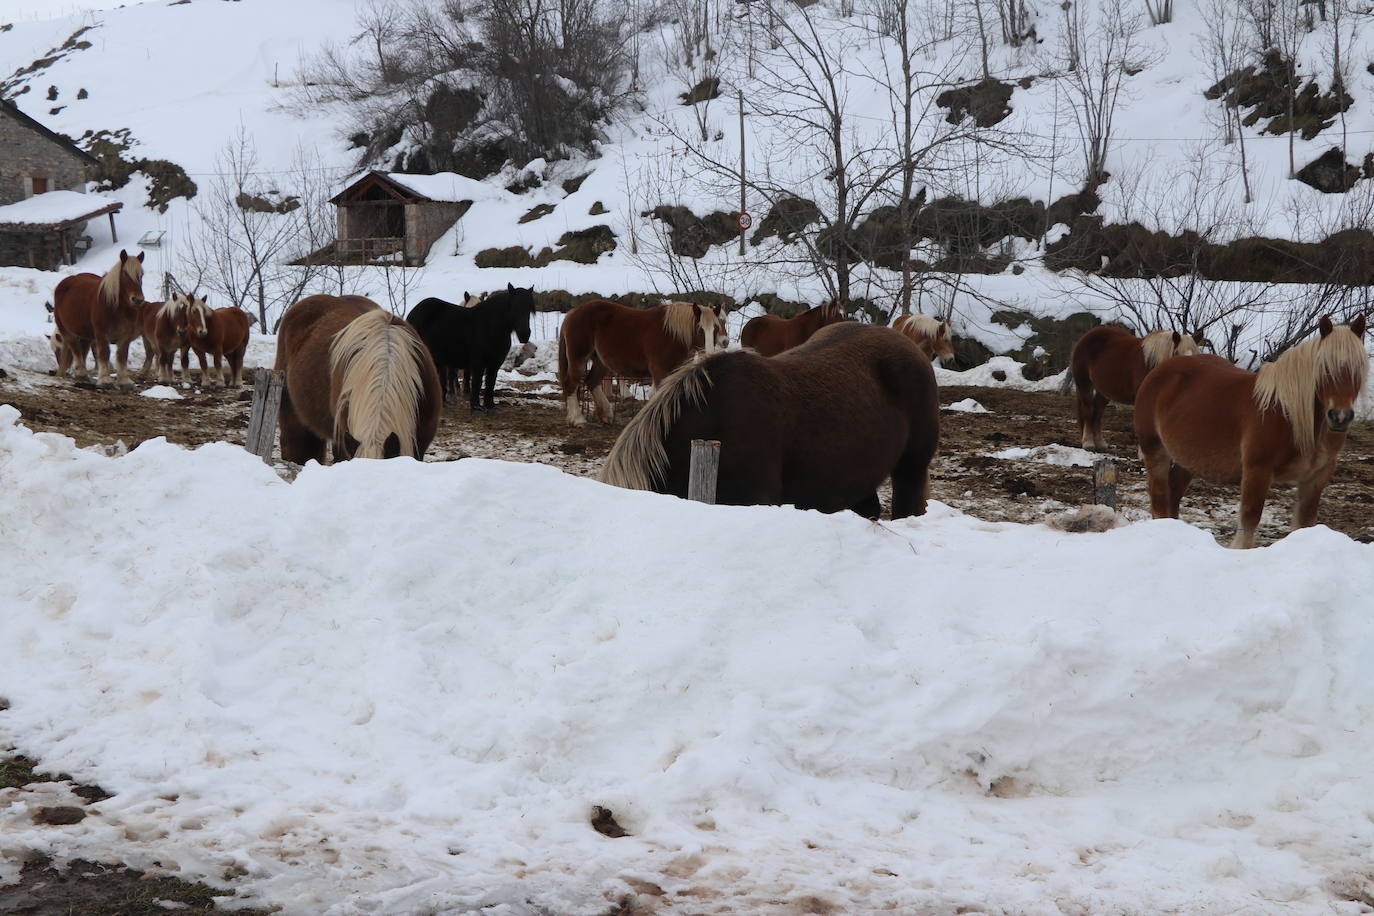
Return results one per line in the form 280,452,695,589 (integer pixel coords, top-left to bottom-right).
892,314,955,363
191,298,252,388
139,293,211,383
52,249,147,387
739,299,846,357
275,295,442,463
1071,326,1204,450
1134,315,1367,548
600,323,939,518
558,299,728,425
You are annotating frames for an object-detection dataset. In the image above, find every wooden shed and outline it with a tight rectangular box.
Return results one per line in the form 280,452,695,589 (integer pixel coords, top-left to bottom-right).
329,171,474,266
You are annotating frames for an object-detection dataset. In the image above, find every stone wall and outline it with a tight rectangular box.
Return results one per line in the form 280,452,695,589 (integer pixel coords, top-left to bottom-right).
0,108,90,204
405,201,469,264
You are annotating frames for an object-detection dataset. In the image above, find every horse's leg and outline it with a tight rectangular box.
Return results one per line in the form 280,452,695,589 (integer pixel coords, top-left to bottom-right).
1166,463,1193,518
1230,464,1273,549
1088,393,1109,451
139,336,154,378
69,340,90,380
230,349,246,387
585,357,612,423
277,390,324,465
482,361,498,410
468,359,484,411
1141,446,1175,520
1075,376,1097,450
850,492,883,519
179,345,190,381
891,440,936,521
214,353,226,388
113,336,134,389
196,348,210,386
1293,459,1338,531
159,346,174,384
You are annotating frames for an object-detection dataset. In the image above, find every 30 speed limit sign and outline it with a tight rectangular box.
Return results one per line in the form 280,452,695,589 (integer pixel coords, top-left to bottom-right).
737,212,752,230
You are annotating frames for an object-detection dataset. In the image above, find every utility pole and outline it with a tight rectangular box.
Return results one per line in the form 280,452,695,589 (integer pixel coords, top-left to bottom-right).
739,89,746,256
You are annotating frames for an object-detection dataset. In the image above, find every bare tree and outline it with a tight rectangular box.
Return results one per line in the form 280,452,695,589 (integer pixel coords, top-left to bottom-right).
1199,0,1254,202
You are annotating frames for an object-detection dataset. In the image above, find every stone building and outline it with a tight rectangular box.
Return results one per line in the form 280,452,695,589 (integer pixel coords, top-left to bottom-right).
329,171,474,266
0,99,120,269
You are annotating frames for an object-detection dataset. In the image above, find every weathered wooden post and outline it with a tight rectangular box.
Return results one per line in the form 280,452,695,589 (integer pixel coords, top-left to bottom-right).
688,439,721,504
245,368,285,463
1093,457,1117,509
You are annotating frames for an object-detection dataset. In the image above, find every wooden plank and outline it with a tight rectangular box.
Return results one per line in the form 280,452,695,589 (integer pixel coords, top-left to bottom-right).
688,439,721,505
245,368,285,463
1093,457,1117,509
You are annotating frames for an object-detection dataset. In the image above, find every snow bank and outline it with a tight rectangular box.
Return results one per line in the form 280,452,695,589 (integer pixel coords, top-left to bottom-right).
2,406,1374,914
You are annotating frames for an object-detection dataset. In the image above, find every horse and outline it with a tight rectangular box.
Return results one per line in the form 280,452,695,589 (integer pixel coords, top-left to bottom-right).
274,294,442,463
892,314,956,363
139,293,211,383
558,299,728,426
461,291,483,308
1070,326,1204,450
1134,315,1367,549
51,249,147,387
599,322,940,519
406,284,535,411
738,299,846,357
190,299,251,388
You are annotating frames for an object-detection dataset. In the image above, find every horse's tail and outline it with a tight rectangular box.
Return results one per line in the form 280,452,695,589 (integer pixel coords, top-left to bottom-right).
329,309,429,459
557,321,572,390
599,355,714,491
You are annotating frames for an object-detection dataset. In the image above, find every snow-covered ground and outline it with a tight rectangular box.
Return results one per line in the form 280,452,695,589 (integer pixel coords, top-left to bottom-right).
3,407,1374,915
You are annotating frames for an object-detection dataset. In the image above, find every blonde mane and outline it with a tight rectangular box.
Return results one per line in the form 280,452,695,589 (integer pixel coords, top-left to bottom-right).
1253,324,1368,455
599,355,715,491
661,301,700,348
329,309,429,459
158,295,185,321
1140,330,1198,369
897,314,945,339
97,255,143,308
819,299,845,321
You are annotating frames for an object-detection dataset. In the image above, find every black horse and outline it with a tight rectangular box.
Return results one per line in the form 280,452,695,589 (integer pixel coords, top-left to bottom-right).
405,284,535,411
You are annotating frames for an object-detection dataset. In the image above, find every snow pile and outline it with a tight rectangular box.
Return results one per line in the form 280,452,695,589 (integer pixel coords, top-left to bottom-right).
2,406,1374,914
935,356,1067,391
992,444,1101,467
944,398,989,413
137,385,181,400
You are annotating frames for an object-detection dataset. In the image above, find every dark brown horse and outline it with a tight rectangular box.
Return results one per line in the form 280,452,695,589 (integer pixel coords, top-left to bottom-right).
191,300,252,388
1071,326,1204,450
52,249,147,387
558,299,728,425
1134,316,1367,548
738,299,846,357
599,323,940,519
892,314,955,363
275,295,442,463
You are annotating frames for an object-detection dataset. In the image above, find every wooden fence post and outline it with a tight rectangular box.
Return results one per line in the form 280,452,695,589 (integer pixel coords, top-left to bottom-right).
245,368,285,463
1093,457,1117,509
688,439,721,504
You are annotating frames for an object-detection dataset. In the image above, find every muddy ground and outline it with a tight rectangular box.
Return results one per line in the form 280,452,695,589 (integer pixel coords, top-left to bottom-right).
3,364,1374,545
3,365,1374,912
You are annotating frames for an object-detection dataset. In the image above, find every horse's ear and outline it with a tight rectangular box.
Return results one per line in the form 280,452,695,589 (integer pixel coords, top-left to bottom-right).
137,251,145,263
1171,330,1181,346
1319,315,1335,337
940,319,951,338
1352,314,1367,338
464,291,470,300
508,282,515,292
119,249,128,262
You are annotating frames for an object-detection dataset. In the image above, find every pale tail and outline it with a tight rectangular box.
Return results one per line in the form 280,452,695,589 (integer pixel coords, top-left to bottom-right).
599,356,714,490
329,310,429,459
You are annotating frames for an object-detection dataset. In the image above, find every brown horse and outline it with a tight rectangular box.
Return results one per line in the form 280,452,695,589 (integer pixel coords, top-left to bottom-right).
52,249,147,387
275,294,441,463
1134,316,1367,548
139,293,210,383
599,323,940,519
892,314,955,363
1070,326,1204,450
191,299,251,388
738,299,846,357
558,299,728,425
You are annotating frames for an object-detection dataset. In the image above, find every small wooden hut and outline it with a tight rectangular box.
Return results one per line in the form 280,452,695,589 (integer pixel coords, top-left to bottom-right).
328,171,474,266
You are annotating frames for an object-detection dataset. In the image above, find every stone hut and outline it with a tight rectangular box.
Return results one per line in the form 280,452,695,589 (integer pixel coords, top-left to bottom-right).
0,99,120,269
329,171,474,266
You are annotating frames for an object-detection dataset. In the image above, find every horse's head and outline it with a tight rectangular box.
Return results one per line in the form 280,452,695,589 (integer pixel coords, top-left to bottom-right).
1171,330,1202,357
1190,331,1213,352
184,292,211,340
506,282,536,344
1316,314,1367,433
119,248,147,307
931,319,955,361
698,303,728,353
820,298,847,327
461,290,483,308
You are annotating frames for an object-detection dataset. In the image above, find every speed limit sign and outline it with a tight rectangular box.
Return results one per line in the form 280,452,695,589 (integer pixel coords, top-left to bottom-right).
737,211,752,230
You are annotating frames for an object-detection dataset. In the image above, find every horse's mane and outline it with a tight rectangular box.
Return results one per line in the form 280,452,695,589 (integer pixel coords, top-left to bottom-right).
599,354,715,491
818,299,844,321
329,309,429,459
1140,330,1197,369
158,295,184,320
1253,324,1368,455
97,255,142,309
661,301,699,348
898,314,945,339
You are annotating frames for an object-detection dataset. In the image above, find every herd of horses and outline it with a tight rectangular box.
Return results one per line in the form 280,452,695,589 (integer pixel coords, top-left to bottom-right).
41,253,1371,548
